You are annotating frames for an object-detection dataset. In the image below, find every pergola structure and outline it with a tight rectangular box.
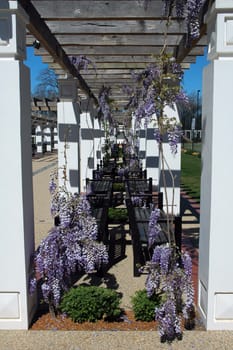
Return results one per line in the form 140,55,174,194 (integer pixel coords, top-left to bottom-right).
1,0,233,332
23,0,208,114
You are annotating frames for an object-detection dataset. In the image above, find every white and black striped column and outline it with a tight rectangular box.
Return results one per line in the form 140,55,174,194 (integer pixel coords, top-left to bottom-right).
58,79,80,194
43,125,51,152
35,124,43,154
158,105,181,215
80,99,95,192
145,118,159,188
53,127,58,150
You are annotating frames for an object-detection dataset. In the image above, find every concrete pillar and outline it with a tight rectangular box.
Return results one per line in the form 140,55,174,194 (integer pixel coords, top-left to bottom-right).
57,79,80,194
158,105,181,216
80,99,95,191
35,124,43,154
198,0,233,330
0,2,36,329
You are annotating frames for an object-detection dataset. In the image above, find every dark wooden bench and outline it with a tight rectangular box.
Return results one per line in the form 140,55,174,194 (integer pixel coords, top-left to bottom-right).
124,168,147,179
125,196,182,277
86,178,112,195
86,193,111,243
127,178,152,194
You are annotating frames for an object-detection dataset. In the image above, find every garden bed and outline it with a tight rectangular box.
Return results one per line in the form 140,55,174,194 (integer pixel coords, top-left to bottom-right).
30,309,205,331
30,310,156,331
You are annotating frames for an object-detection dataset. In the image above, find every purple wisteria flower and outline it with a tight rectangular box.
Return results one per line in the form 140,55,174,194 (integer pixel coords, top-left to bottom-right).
131,196,144,207
167,125,182,154
155,298,182,342
29,186,108,312
70,55,96,73
154,128,162,145
145,243,195,343
148,209,162,247
161,0,205,42
97,85,113,124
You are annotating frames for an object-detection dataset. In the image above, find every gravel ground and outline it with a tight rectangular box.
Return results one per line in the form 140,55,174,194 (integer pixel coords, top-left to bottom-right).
1,330,233,350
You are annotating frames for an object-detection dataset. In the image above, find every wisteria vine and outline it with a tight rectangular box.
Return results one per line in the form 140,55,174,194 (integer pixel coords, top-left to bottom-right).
123,42,194,346
29,173,108,315
142,0,205,42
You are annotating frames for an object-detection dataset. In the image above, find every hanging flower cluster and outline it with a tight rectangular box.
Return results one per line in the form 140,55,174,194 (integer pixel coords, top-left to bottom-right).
144,209,195,343
123,50,194,343
70,55,96,73
125,53,185,153
29,174,108,313
97,85,113,124
142,0,205,42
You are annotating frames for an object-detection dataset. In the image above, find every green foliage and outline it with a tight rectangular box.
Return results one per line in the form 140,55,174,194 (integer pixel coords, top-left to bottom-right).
108,207,128,222
181,152,201,201
131,289,161,322
112,182,125,192
60,285,122,323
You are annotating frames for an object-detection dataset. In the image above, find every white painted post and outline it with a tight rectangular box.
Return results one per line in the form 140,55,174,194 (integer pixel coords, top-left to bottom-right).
158,105,181,215
94,117,102,169
57,79,80,194
145,117,159,187
198,0,233,330
0,2,36,329
80,99,95,192
138,123,146,170
44,125,51,152
53,126,58,150
35,124,43,154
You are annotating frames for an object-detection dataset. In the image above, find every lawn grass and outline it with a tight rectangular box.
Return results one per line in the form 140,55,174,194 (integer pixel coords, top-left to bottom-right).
181,152,201,201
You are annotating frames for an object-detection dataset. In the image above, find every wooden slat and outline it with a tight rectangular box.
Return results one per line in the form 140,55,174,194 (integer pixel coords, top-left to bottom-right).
27,34,183,47
37,46,175,56
41,54,197,65
45,19,187,35
31,1,175,19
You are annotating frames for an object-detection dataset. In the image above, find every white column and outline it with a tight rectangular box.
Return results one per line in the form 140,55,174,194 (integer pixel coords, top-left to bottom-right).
44,125,51,152
53,126,58,150
198,0,233,330
35,124,43,154
57,79,80,194
158,105,181,215
145,117,159,186
137,116,147,170
0,2,36,329
80,99,95,191
94,117,102,168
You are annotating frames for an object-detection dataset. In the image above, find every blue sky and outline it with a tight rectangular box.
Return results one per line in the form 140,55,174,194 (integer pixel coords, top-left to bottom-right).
25,46,209,96
24,47,49,94
182,47,209,95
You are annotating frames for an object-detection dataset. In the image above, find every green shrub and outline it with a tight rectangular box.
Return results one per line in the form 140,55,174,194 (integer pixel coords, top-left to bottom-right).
131,289,161,322
108,207,128,222
60,285,122,323
112,182,125,192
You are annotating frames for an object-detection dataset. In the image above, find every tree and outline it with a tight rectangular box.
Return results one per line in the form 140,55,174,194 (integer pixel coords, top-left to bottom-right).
177,92,202,131
33,68,59,99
